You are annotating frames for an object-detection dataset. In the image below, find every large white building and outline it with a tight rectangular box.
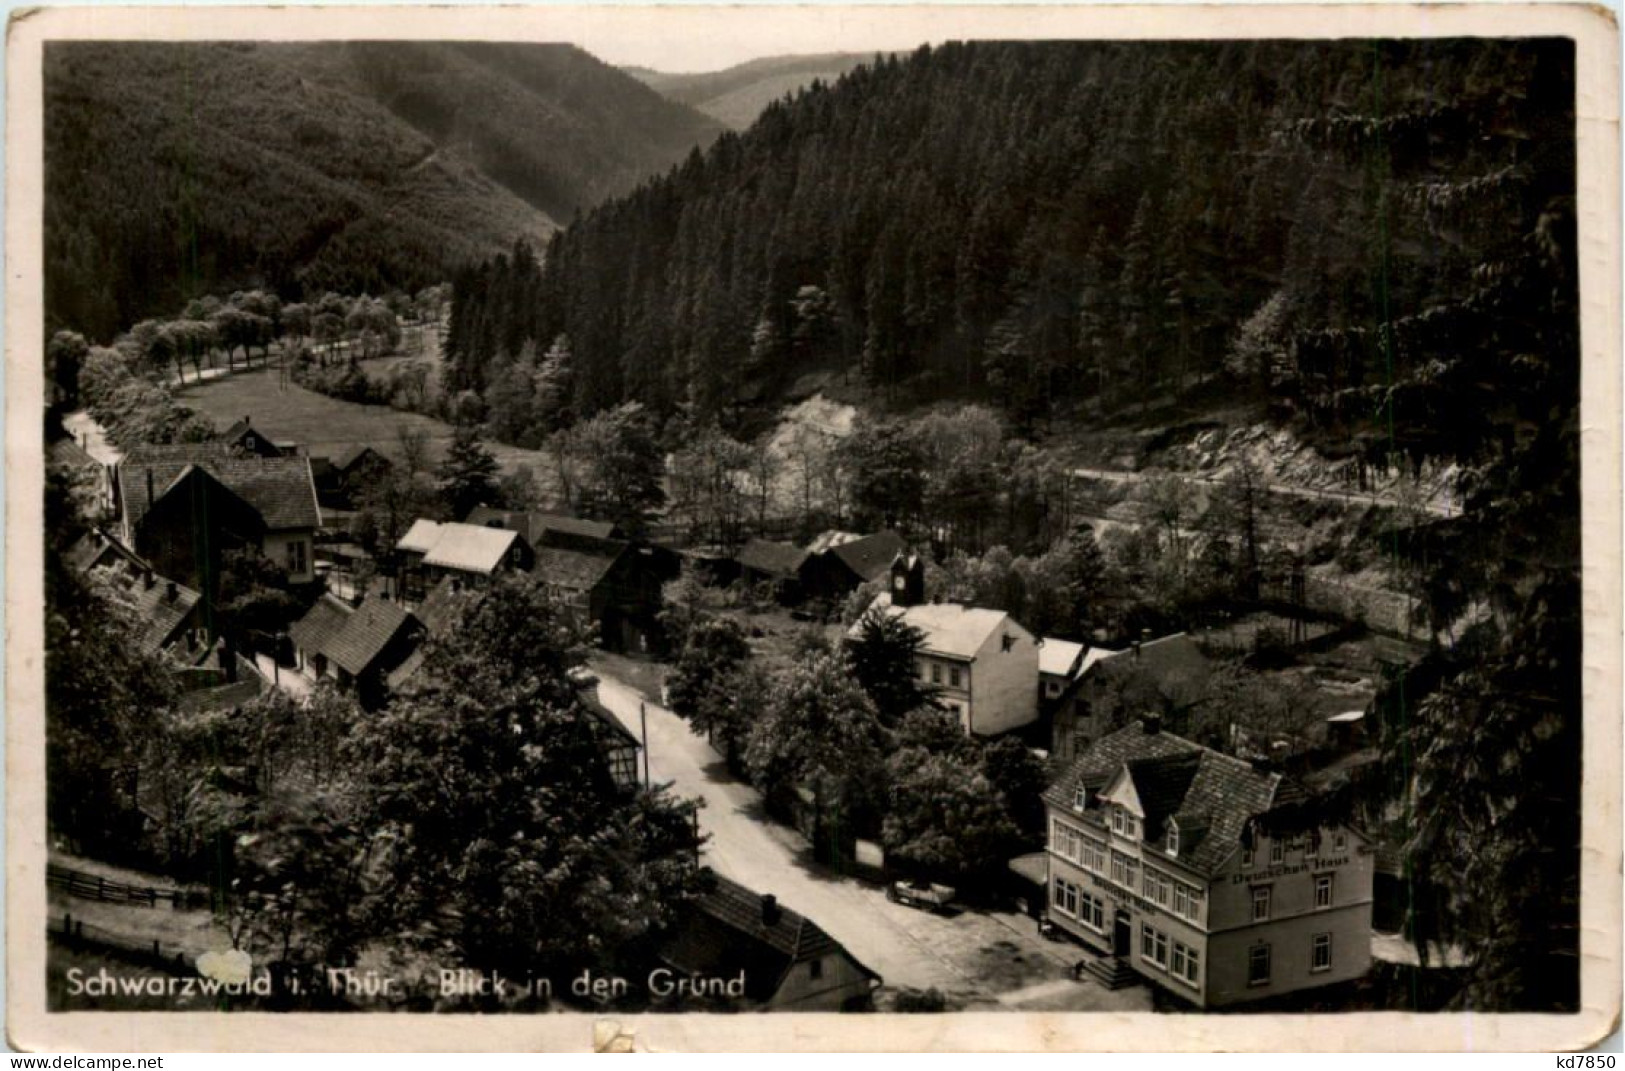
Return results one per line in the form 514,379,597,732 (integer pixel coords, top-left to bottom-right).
850,556,1040,735
1045,719,1374,1007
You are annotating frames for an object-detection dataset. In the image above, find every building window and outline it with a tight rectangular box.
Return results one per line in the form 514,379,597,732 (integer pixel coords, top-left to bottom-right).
1242,842,1254,868
287,539,307,576
809,958,824,980
1165,823,1179,856
1333,831,1347,853
1144,867,1171,907
1109,851,1138,893
1082,837,1108,875
1111,807,1125,835
1052,877,1079,917
1248,944,1272,986
1140,925,1167,969
1073,784,1090,811
1269,839,1284,865
1172,941,1200,987
1002,634,1016,652
1311,933,1333,973
949,667,963,688
1047,681,1061,697
1079,892,1104,932
1314,874,1334,909
917,660,927,680
1251,885,1272,922
931,663,943,685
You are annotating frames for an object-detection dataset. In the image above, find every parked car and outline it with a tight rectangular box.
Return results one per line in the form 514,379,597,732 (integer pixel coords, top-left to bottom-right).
887,880,956,914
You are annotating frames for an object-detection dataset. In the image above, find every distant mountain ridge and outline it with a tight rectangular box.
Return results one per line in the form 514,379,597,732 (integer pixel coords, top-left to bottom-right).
625,52,877,129
46,41,724,340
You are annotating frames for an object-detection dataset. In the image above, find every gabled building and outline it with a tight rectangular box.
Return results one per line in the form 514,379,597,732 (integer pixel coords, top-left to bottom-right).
852,556,1040,735
736,539,809,602
421,522,534,582
1044,719,1373,1007
218,416,298,458
313,444,393,509
1039,638,1088,707
532,529,677,654
115,443,322,587
576,679,643,792
289,593,422,708
464,506,621,544
1050,633,1210,762
799,529,906,603
657,871,881,1010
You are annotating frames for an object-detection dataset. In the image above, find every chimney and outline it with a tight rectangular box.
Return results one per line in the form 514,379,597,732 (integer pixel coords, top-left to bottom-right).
145,468,155,511
165,581,177,603
1144,714,1162,735
760,894,781,926
142,568,155,591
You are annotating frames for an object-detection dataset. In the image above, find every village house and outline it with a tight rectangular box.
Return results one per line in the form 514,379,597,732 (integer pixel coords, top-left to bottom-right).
69,531,208,659
1044,718,1373,1007
464,506,622,544
798,529,906,604
576,678,644,792
1050,633,1211,762
289,592,422,708
311,444,393,509
736,538,809,603
394,520,534,597
852,554,1041,736
114,442,323,588
1039,638,1088,707
530,529,676,653
218,415,299,458
656,870,881,1011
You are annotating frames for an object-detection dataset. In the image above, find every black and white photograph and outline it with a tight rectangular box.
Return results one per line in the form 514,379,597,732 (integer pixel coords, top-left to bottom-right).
8,2,1619,1052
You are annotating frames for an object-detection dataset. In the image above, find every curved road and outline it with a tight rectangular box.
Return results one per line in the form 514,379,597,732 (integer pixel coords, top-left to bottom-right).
591,672,1148,1011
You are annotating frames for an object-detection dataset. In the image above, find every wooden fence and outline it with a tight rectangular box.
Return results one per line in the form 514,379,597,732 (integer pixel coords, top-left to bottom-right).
51,911,196,973
47,863,209,911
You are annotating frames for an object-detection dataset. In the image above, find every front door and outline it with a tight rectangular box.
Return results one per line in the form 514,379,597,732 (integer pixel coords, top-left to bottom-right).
1113,911,1132,957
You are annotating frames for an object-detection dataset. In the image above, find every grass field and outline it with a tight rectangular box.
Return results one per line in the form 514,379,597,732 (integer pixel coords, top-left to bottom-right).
177,365,554,478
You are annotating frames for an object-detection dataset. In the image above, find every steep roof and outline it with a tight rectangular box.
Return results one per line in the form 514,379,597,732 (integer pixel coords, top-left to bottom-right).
805,530,862,555
65,529,137,575
289,594,355,657
84,557,201,655
1046,720,1282,876
332,444,388,472
853,593,1020,661
395,518,444,555
1039,638,1087,678
660,871,878,1002
467,507,618,545
324,596,417,677
737,538,808,577
825,530,906,583
118,444,321,532
421,523,521,575
533,542,622,592
577,683,641,749
1093,632,1210,685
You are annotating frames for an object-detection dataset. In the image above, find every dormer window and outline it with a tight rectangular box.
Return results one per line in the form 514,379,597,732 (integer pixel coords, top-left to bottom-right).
1073,784,1089,812
1111,807,1126,835
1165,822,1179,857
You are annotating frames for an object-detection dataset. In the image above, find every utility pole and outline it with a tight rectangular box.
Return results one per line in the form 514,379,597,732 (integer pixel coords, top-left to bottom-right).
640,701,650,788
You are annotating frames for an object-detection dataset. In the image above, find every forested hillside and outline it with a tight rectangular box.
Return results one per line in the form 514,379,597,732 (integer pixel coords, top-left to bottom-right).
45,41,721,340
626,53,875,129
451,39,1572,462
